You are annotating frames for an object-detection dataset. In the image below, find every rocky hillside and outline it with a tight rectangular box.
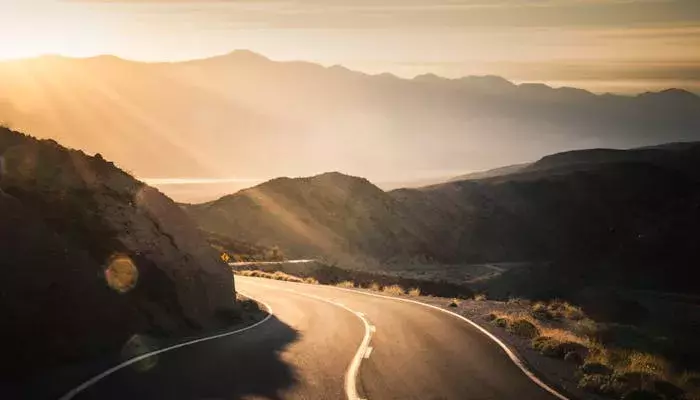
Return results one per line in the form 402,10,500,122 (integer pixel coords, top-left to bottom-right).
186,172,429,267
189,142,700,294
0,127,235,384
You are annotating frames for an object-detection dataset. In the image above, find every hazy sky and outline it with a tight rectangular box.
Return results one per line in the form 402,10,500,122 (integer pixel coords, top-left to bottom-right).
1,0,699,92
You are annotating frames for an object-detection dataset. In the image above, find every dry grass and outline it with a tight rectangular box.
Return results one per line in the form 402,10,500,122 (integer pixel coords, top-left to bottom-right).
532,299,585,321
382,284,405,296
617,351,671,379
473,293,487,301
407,287,421,297
368,282,381,291
235,269,312,284
336,280,355,288
539,326,592,348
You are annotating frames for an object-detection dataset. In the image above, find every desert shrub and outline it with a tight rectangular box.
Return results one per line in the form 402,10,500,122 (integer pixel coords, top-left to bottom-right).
573,318,599,338
484,312,497,322
271,271,304,283
382,284,405,296
539,326,591,348
407,288,421,297
581,362,613,375
564,351,584,365
540,341,566,357
304,277,319,284
336,281,355,288
578,374,610,393
536,339,588,358
494,317,508,328
531,302,552,320
531,330,590,359
560,303,585,321
546,299,586,321
625,352,670,378
449,298,461,307
532,336,553,352
507,319,540,338
507,297,529,306
579,373,631,397
473,293,487,301
621,389,662,400
368,282,381,291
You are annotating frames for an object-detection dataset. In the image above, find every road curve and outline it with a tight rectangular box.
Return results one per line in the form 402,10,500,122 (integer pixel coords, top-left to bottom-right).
67,276,564,400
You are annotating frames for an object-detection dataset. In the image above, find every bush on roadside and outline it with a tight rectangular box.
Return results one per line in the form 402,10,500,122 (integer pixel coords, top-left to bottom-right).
533,336,589,359
473,293,487,301
578,374,611,394
368,282,381,292
507,319,540,338
531,302,551,320
408,288,421,297
625,352,670,378
484,312,497,322
336,281,355,288
449,298,461,307
494,317,508,328
382,284,405,296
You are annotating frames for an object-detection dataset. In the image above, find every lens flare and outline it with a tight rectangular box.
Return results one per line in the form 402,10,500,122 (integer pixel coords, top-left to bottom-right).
105,254,139,293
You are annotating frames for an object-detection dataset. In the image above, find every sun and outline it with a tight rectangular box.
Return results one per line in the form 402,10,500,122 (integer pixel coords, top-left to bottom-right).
0,1,112,61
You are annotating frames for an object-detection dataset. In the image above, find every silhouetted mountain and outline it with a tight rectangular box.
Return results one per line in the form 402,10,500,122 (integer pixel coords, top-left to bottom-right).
1,51,699,201
0,127,234,384
450,163,531,182
189,142,700,294
186,172,428,266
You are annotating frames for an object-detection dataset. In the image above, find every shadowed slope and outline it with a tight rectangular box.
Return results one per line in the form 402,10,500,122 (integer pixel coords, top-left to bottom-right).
0,127,235,391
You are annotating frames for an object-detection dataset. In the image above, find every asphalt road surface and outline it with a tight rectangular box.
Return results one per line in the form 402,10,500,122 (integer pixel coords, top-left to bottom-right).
64,276,565,400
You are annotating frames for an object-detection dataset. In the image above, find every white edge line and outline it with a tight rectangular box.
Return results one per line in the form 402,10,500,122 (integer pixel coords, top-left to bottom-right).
245,280,371,400
238,276,569,400
364,347,373,359
58,291,273,400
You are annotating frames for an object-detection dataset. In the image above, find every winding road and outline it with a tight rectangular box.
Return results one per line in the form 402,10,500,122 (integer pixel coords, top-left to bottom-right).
64,276,566,400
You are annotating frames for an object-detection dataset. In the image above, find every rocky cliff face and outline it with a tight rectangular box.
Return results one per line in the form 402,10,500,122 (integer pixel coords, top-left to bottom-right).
0,127,235,382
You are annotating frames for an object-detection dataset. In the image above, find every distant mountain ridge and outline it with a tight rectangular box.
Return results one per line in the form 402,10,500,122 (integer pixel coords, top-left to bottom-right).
1,50,698,200
188,141,700,294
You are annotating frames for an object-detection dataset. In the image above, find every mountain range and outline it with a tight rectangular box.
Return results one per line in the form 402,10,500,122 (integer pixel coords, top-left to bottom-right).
187,141,700,295
1,51,699,196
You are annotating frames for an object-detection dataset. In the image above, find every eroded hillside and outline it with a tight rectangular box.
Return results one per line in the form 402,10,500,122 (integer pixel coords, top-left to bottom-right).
0,127,235,384
189,143,700,294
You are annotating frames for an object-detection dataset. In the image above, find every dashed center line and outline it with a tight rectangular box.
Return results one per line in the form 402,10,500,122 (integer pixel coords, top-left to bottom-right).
246,280,374,400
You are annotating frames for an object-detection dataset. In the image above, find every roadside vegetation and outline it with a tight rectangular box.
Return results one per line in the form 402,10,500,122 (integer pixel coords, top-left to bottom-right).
235,269,318,284
236,269,423,298
484,299,700,400
234,264,700,399
231,261,470,298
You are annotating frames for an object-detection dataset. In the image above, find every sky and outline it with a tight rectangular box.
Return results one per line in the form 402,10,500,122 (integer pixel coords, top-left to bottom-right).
0,0,699,93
